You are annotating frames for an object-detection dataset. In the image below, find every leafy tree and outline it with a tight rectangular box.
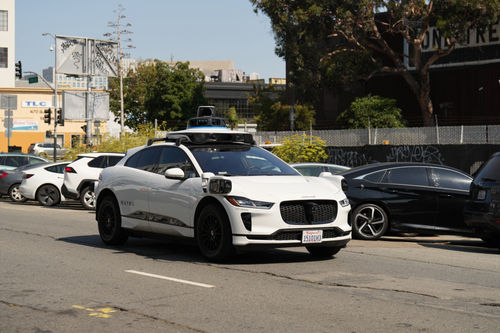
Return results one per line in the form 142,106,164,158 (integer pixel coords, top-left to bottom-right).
336,95,406,129
225,106,240,129
250,0,340,110
251,0,500,126
329,0,500,126
249,84,316,131
272,133,328,163
109,60,207,130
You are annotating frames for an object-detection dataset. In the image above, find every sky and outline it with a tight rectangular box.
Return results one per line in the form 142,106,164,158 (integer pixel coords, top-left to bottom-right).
15,0,285,80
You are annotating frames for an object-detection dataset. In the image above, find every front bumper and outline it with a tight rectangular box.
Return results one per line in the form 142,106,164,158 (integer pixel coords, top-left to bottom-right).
222,198,352,247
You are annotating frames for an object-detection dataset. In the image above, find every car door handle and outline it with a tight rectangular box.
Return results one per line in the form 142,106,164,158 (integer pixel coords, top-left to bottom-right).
439,194,453,198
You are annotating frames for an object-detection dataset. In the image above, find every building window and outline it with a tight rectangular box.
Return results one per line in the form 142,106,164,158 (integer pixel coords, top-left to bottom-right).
0,11,7,31
0,48,7,68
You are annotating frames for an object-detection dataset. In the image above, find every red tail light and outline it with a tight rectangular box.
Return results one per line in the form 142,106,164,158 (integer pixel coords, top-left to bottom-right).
65,167,76,173
0,172,8,178
23,174,34,179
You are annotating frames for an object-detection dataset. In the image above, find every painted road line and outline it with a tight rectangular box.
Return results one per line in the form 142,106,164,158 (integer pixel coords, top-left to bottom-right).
125,270,215,288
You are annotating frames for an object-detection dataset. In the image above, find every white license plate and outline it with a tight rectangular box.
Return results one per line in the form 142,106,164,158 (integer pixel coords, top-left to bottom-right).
302,230,323,244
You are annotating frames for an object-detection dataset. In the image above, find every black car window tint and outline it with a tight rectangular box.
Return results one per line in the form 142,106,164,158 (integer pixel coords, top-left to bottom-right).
384,167,429,186
0,156,5,164
157,147,197,177
430,168,471,191
45,165,58,173
125,151,141,168
88,156,105,168
107,156,123,167
135,146,161,172
363,170,385,182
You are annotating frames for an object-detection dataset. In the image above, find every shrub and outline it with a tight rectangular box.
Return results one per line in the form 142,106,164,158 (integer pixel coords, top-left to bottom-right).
272,133,328,163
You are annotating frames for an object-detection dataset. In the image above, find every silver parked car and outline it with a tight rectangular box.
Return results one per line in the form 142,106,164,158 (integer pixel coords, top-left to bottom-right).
28,142,68,158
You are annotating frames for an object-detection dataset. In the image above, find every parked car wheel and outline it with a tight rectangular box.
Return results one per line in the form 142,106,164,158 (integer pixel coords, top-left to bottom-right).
97,196,128,245
80,186,96,210
9,183,27,203
351,203,389,240
306,245,342,257
36,184,60,206
196,204,234,261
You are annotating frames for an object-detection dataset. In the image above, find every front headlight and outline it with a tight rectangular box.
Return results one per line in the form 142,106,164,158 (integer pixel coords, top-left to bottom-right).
226,196,274,209
339,198,350,207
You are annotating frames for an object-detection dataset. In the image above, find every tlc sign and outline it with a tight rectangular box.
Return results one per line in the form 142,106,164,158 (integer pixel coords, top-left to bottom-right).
22,101,53,108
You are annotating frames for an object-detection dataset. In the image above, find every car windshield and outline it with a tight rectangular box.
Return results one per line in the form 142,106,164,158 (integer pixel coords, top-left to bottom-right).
190,145,299,176
474,155,500,181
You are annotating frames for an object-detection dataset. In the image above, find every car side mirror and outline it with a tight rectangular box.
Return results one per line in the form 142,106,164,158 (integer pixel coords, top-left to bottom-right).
164,167,185,180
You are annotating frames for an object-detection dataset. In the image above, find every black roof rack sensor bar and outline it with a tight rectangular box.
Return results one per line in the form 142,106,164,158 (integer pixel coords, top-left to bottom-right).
147,134,192,146
147,132,255,146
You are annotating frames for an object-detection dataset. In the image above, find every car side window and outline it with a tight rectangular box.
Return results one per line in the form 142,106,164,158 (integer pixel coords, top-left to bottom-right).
29,157,45,165
107,155,123,167
362,170,386,182
135,146,161,172
125,151,141,168
382,167,430,186
45,165,61,173
88,156,105,168
157,147,197,177
429,168,471,191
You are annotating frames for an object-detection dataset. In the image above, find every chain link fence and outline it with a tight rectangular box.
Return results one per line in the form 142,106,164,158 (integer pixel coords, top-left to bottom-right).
254,125,500,146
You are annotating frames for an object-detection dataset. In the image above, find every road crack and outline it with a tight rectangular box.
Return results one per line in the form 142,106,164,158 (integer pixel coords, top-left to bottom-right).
0,227,57,241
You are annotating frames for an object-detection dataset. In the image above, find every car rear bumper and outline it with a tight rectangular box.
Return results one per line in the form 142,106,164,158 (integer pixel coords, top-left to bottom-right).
464,209,500,234
61,184,79,200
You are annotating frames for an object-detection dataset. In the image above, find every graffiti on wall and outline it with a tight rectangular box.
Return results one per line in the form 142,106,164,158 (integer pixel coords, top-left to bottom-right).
385,145,445,165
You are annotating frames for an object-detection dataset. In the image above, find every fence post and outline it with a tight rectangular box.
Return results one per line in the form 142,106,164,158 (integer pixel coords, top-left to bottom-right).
460,125,463,144
435,115,440,144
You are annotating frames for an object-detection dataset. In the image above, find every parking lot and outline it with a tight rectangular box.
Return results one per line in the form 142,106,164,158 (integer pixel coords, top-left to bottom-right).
1,197,499,332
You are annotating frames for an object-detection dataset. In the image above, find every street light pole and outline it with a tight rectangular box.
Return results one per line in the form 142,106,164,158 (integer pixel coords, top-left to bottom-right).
42,32,58,162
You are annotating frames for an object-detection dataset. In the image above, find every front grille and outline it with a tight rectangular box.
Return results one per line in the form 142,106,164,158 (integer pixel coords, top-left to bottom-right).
280,200,337,225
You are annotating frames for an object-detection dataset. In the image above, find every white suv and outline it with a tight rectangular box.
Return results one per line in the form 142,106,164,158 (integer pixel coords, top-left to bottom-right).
62,153,125,209
95,127,351,261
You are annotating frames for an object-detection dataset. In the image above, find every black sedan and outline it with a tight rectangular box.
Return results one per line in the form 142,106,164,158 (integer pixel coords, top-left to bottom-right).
338,162,474,240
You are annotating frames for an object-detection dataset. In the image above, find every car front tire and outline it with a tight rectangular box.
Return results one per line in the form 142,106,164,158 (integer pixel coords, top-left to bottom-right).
80,186,96,210
36,184,60,206
97,196,128,245
351,203,389,240
196,204,234,262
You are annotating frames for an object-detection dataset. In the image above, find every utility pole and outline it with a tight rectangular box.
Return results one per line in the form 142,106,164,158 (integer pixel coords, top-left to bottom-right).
41,33,58,161
104,4,135,135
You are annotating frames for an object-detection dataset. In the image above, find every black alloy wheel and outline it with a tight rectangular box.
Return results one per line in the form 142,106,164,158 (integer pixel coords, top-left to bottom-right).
351,203,389,240
36,184,60,206
196,204,234,262
97,196,128,245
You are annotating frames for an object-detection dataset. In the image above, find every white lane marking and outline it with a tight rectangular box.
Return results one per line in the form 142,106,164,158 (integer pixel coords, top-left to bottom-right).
125,270,215,288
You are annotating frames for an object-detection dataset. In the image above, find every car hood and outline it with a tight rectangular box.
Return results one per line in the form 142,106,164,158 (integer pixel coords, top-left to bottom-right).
222,175,344,201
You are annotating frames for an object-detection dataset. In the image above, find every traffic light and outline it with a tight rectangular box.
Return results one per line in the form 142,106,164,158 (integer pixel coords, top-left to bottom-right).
15,61,22,79
56,108,64,126
43,108,51,124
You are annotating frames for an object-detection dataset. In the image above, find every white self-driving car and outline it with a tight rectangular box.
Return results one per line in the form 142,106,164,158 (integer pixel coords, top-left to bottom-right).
95,127,351,261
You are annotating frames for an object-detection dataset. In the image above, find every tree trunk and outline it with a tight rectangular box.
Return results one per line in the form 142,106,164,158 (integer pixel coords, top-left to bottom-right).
418,69,434,126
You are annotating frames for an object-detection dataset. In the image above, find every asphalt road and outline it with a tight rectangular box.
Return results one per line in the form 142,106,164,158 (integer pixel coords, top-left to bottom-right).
1,197,499,333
